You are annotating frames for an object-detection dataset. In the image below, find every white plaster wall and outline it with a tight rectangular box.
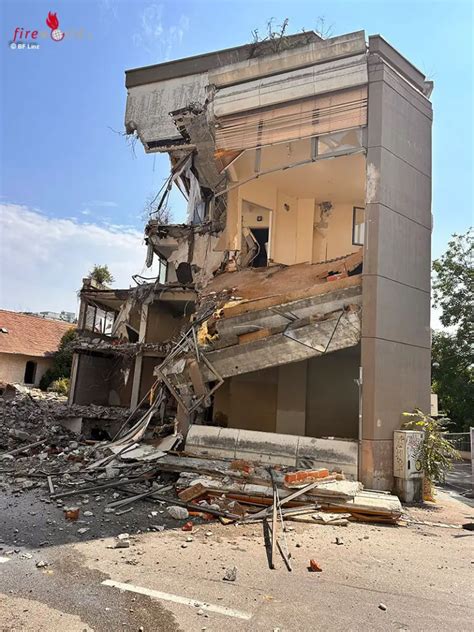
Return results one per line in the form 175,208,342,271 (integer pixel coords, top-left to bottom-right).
0,353,53,386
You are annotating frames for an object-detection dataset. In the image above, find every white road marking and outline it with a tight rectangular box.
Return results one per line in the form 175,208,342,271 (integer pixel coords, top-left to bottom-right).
0,556,10,564
102,579,252,621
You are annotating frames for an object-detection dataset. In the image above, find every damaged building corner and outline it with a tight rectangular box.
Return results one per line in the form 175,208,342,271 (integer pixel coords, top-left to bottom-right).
69,29,433,494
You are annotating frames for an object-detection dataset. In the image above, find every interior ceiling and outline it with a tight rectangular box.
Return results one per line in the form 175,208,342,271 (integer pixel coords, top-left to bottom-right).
231,139,366,202
260,153,366,201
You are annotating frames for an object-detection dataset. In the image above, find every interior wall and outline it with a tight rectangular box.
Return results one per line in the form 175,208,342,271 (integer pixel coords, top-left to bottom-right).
213,347,359,440
213,367,278,432
275,361,307,435
241,200,271,227
73,354,133,407
306,344,360,439
138,356,162,403
296,199,315,263
146,303,185,343
313,203,363,263
109,359,135,407
227,154,365,267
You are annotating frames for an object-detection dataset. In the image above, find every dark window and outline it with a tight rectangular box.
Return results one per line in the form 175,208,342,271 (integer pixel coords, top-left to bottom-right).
352,207,365,246
24,361,37,384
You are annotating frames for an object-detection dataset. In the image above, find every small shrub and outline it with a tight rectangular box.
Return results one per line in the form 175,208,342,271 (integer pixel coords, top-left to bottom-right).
402,409,461,484
49,377,70,396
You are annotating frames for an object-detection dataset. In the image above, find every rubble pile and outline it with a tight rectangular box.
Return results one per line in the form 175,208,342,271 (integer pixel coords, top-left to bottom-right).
0,386,130,452
0,385,402,572
0,386,139,496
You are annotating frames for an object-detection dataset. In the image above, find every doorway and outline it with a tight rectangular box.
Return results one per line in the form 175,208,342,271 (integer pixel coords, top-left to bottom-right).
241,200,271,268
250,227,269,267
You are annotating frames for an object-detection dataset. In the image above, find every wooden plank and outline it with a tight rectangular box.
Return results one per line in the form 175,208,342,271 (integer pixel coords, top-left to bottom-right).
270,487,277,570
238,328,271,345
107,484,173,509
246,480,324,521
222,275,361,319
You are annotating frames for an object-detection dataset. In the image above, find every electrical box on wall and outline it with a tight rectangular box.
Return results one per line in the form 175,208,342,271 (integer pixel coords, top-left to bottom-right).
393,430,423,480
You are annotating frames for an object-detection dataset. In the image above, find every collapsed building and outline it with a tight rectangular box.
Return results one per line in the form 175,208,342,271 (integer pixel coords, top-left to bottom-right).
69,30,433,491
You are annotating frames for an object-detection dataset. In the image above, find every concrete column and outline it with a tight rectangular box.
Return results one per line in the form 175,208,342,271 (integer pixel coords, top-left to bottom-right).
138,303,149,343
361,44,432,490
130,304,149,410
130,354,143,409
275,361,307,435
68,353,80,406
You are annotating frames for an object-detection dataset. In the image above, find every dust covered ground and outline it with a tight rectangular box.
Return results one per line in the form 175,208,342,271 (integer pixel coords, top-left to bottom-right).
0,487,472,632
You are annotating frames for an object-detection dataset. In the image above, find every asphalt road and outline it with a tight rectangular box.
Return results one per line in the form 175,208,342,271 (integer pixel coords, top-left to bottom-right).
1,489,473,631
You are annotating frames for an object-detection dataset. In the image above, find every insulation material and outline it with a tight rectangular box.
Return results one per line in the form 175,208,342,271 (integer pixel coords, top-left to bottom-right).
215,86,367,153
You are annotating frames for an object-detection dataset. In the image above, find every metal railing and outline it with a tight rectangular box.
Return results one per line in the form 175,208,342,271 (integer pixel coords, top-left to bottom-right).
441,432,471,453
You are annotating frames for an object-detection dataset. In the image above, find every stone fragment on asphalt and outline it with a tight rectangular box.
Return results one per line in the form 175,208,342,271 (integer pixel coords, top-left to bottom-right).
223,566,237,581
167,505,189,520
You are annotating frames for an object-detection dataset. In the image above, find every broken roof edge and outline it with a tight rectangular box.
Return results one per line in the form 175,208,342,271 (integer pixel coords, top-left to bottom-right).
368,35,432,96
125,31,323,88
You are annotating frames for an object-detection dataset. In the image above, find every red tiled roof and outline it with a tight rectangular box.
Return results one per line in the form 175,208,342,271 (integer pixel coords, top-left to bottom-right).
0,310,74,358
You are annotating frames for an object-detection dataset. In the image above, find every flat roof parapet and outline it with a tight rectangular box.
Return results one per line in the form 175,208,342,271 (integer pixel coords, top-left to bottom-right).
125,32,322,88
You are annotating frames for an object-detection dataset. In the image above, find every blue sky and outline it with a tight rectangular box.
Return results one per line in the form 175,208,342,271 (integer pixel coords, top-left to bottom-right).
0,0,472,313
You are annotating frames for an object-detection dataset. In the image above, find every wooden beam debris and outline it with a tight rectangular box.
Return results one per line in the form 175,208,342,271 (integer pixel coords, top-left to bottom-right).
0,438,47,458
47,476,55,495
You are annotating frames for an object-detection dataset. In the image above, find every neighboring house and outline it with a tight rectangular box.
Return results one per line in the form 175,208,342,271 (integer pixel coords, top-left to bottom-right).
70,30,433,491
0,310,73,387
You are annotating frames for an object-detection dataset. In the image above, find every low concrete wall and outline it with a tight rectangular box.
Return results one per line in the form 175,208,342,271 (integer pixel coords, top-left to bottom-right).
186,425,358,479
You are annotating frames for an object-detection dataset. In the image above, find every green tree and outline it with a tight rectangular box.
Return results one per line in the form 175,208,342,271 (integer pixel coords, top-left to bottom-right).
432,228,473,348
88,264,114,287
432,331,473,431
39,328,77,391
431,229,473,431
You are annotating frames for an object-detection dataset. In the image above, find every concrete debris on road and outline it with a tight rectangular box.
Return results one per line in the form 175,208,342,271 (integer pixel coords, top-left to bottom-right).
223,566,237,582
35,560,48,568
0,383,402,575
